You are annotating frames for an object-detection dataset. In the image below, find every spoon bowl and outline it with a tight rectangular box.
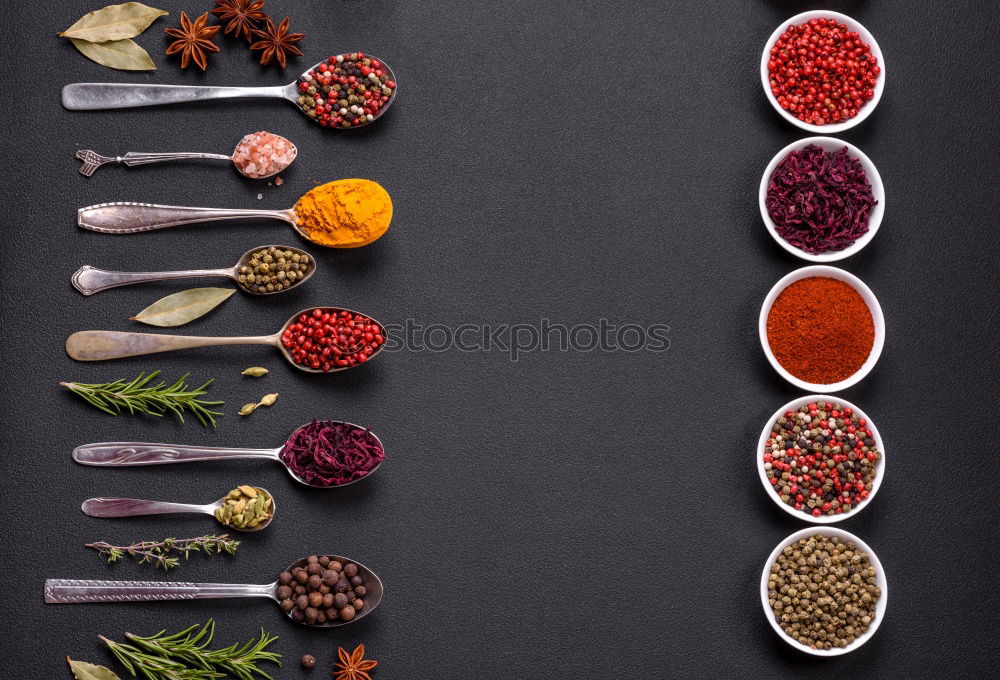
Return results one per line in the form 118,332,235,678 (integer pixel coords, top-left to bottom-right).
62,54,397,130
44,553,384,628
65,306,386,373
72,420,385,491
71,244,315,296
80,486,277,532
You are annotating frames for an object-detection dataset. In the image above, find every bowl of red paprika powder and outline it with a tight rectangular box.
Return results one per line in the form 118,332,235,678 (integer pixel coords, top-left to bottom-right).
759,266,885,392
761,11,886,133
759,137,885,262
756,395,886,524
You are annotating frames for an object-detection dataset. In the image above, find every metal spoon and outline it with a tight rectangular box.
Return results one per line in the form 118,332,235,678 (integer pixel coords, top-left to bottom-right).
65,306,386,373
81,487,276,532
76,178,392,248
71,244,316,296
72,421,383,489
61,56,397,128
44,554,383,628
75,132,297,178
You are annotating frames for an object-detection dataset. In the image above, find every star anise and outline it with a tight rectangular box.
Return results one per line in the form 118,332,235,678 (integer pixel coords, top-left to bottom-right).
333,644,377,680
249,16,304,68
164,11,220,71
211,0,267,42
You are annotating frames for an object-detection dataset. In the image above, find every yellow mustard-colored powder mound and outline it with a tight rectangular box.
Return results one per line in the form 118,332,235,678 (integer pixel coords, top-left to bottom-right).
293,179,393,248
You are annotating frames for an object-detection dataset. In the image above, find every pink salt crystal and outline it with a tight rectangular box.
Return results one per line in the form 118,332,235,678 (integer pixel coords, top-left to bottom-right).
232,131,298,179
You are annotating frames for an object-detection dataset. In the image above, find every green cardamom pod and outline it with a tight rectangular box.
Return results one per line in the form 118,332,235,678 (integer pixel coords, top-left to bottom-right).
214,507,225,522
242,366,269,377
239,485,258,499
259,393,279,407
239,403,257,416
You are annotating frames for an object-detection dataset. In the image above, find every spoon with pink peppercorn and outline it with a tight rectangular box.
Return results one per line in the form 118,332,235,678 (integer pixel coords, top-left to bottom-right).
63,53,397,129
76,131,297,178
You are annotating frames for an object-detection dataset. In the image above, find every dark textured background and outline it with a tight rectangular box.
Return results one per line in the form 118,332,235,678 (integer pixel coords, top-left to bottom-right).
2,0,999,677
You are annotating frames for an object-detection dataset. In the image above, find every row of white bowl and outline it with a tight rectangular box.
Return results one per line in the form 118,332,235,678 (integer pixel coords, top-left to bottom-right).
759,12,889,657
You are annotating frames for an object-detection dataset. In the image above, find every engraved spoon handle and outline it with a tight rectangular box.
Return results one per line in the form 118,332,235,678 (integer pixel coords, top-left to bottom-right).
81,497,213,517
65,330,280,361
45,579,274,603
78,202,295,234
120,151,233,166
71,265,234,295
73,442,282,466
62,83,288,110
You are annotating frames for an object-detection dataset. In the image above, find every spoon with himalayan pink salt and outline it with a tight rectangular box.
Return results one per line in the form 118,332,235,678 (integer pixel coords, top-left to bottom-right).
76,131,297,179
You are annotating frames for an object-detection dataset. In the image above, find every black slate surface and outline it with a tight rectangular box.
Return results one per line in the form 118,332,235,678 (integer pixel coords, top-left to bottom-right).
2,0,999,677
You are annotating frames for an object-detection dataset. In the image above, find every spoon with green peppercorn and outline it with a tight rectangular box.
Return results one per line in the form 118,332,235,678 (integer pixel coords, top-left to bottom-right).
72,245,315,296
81,485,276,533
45,554,384,628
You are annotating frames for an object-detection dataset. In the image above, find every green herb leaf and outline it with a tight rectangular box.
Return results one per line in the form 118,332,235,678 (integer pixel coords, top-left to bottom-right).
69,37,156,70
61,371,224,427
60,3,167,41
67,658,122,680
130,288,235,327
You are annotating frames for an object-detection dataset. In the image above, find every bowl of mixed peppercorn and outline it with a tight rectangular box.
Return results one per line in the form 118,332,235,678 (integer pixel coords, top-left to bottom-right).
757,396,885,523
761,11,885,133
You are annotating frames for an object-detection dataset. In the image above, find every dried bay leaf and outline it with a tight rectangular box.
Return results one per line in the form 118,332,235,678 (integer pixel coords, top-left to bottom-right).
130,288,235,327
69,38,156,70
67,657,122,680
60,3,167,42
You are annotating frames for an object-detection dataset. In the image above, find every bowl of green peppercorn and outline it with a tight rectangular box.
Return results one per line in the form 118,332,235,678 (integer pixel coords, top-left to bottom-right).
761,527,887,655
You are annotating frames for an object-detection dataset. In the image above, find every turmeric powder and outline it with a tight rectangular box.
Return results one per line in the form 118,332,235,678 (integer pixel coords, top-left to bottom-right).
293,179,393,247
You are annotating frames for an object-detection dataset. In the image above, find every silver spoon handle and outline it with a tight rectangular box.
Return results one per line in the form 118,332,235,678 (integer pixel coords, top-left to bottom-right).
45,579,273,603
120,152,233,166
78,202,293,234
73,442,281,466
81,497,210,517
66,330,279,361
62,83,287,110
71,265,233,295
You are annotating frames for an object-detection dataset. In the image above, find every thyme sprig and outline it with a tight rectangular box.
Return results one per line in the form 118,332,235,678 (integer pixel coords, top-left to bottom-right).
86,535,240,571
101,620,281,680
61,371,224,427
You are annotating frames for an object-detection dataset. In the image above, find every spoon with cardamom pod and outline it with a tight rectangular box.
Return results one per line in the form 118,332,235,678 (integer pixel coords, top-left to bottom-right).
81,485,276,533
65,306,386,374
45,553,384,628
62,53,396,129
75,178,392,249
76,131,297,178
72,245,315,296
72,420,385,490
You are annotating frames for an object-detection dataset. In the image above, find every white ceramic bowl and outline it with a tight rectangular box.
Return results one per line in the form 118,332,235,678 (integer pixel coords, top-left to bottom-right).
756,395,885,523
761,11,886,133
761,527,888,656
759,265,885,392
759,137,885,262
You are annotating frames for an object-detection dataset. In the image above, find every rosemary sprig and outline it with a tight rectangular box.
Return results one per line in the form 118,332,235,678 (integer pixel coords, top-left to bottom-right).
101,620,281,680
61,371,224,427
86,535,240,571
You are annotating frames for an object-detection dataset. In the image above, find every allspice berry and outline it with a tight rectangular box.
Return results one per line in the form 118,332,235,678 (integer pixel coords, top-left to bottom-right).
301,654,316,669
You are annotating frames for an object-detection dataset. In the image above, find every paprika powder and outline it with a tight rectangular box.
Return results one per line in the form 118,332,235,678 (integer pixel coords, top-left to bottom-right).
765,276,874,384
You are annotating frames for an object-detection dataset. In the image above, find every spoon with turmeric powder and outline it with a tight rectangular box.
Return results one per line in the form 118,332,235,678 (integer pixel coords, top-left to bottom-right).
77,179,392,248
65,306,387,374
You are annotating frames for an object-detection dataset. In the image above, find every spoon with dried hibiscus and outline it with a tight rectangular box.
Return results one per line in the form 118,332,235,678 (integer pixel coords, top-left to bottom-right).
45,553,384,628
63,52,397,129
76,131,297,178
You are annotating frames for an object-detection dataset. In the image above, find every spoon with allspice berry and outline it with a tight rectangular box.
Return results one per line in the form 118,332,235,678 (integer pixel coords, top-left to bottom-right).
72,245,315,296
62,53,397,129
45,554,383,627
